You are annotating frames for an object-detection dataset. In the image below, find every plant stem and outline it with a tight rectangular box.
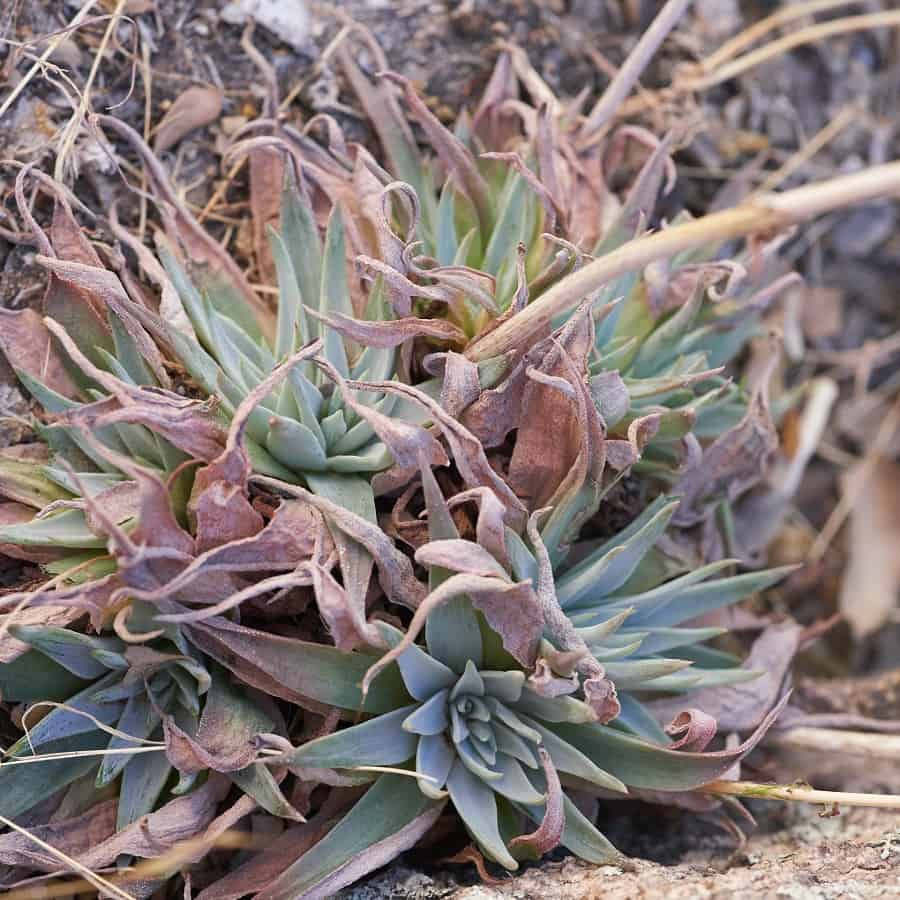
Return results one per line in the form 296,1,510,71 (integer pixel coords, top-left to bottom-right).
581,0,694,136
771,727,900,759
466,160,900,362
684,11,900,91
698,0,862,74
0,0,101,123
700,780,900,810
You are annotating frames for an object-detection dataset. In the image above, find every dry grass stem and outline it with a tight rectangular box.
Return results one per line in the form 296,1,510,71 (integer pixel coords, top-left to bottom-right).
699,0,864,73
753,105,859,196
581,0,694,136
468,160,900,361
701,780,900,810
0,0,101,123
771,727,900,759
685,11,900,92
54,0,130,182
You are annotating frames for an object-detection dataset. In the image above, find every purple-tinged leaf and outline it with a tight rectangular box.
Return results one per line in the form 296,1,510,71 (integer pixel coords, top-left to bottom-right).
36,255,170,387
362,574,540,695
255,474,426,612
308,308,466,348
0,308,79,400
188,616,410,714
666,709,718,752
164,668,275,776
342,377,528,527
257,774,444,900
380,72,493,236
509,747,564,856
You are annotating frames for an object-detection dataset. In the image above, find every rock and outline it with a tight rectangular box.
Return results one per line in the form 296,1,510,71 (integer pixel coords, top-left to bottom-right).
220,0,311,51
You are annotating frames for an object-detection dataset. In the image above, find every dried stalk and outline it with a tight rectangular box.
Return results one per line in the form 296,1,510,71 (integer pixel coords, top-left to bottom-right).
701,780,900,810
751,104,858,196
466,160,900,362
699,0,863,74
684,11,900,92
771,727,900,759
0,0,101,122
581,0,694,137
53,0,130,182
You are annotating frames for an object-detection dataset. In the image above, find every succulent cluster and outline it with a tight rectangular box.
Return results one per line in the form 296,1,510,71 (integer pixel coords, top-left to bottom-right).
0,33,796,899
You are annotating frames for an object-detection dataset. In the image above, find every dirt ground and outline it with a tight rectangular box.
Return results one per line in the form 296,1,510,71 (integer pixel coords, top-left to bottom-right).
3,1,900,896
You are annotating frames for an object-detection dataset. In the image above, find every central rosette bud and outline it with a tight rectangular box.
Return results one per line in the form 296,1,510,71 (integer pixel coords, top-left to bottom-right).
400,659,546,819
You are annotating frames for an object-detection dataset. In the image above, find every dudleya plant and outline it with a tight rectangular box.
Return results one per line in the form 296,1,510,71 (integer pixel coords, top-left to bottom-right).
0,22,806,900
251,463,786,894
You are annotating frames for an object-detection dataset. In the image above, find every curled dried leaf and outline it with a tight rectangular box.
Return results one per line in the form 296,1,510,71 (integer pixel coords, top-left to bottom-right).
154,85,225,153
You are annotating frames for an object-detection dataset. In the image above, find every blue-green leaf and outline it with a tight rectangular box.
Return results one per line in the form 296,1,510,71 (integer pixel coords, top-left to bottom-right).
557,497,678,608
9,625,121,678
447,760,517,869
287,705,418,770
257,774,443,900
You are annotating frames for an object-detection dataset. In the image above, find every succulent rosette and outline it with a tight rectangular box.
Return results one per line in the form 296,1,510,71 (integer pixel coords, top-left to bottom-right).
0,23,806,900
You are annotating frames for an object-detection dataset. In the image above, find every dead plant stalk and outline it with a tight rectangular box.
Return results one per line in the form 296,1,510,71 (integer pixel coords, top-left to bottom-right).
701,780,900,810
466,161,900,362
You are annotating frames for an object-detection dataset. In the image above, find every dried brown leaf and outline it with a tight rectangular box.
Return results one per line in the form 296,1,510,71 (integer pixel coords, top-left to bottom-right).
838,458,900,638
509,748,564,856
153,86,224,154
0,308,79,399
96,115,276,340
649,622,802,734
0,800,116,870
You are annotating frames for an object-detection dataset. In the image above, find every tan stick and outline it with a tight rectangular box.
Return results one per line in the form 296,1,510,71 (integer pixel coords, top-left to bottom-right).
752,104,858,196
685,12,900,92
701,779,900,810
54,0,130,181
581,0,694,136
699,0,863,74
0,0,101,123
771,727,900,759
466,160,900,362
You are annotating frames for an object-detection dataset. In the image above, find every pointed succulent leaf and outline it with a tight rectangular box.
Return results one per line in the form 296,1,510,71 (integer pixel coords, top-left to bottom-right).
9,625,121,679
512,688,596,724
556,497,678,608
447,760,517,869
489,753,546,805
96,693,156,786
548,696,787,791
231,764,304,821
257,774,443,900
402,689,451,735
0,649,89,702
0,506,108,549
116,741,172,829
627,565,796,627
612,692,670,743
189,619,409,714
417,732,455,798
0,673,123,818
286,706,418,770
517,714,627,793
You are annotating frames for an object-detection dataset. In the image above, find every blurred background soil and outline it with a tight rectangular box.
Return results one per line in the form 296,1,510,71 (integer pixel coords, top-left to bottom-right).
2,1,900,896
